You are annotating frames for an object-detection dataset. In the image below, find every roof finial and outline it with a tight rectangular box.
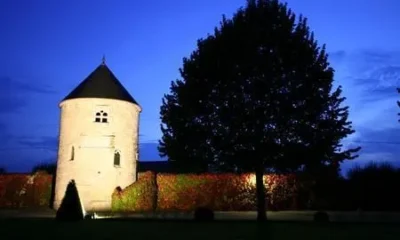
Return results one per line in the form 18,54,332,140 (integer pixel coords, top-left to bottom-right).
101,54,106,65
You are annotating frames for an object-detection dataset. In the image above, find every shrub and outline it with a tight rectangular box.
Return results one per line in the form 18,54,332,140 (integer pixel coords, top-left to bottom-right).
56,180,84,221
112,171,157,212
194,207,214,221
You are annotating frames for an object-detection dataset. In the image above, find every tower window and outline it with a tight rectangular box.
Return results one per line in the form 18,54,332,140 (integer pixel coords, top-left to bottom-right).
70,146,75,161
95,111,108,123
114,151,120,167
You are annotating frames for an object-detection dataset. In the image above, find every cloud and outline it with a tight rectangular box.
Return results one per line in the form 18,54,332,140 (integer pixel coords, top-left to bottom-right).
328,50,346,63
330,49,400,168
331,49,400,129
0,76,56,114
0,121,14,145
17,136,59,152
16,135,164,161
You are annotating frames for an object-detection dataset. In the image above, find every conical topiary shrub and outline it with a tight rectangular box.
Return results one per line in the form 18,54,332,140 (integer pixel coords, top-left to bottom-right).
56,180,84,221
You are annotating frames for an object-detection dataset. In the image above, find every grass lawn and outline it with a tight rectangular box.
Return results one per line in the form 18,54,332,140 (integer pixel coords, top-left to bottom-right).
1,219,399,240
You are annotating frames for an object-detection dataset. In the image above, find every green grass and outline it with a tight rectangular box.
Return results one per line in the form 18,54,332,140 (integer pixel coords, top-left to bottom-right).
1,219,399,240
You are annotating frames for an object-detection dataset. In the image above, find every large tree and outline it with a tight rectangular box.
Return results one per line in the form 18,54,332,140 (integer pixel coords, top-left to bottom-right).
159,0,359,221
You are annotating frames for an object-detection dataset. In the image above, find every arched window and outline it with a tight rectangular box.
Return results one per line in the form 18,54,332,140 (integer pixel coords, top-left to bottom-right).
95,110,108,123
70,146,75,161
114,151,120,167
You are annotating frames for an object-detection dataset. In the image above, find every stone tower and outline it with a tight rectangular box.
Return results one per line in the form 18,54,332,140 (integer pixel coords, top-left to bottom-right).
53,58,141,212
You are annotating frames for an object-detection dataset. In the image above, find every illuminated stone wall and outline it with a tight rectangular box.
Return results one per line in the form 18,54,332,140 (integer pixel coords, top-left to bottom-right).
53,98,141,212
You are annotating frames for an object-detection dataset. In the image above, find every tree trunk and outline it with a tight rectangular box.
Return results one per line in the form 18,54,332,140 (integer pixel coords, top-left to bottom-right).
255,164,267,221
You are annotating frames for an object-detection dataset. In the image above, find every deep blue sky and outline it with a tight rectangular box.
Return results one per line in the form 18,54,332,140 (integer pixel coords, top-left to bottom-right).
1,0,400,175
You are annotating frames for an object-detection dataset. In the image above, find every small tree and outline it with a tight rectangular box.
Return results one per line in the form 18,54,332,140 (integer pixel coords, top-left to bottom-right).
159,0,359,221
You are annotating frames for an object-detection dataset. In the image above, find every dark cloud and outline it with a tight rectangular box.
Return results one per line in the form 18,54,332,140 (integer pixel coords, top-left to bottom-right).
357,66,400,98
16,135,164,161
349,51,400,89
0,121,13,145
0,76,56,114
359,50,394,64
328,50,346,63
330,49,400,172
0,76,55,94
330,49,400,129
341,127,400,174
17,136,58,152
357,128,400,155
352,76,399,103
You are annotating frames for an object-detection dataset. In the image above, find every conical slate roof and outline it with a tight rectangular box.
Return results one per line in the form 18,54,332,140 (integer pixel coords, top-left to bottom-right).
62,61,139,105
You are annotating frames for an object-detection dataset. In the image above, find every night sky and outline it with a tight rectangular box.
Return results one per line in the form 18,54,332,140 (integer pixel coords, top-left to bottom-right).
1,0,400,175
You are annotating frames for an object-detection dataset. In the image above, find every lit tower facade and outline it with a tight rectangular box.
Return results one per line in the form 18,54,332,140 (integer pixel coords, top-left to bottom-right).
53,58,141,212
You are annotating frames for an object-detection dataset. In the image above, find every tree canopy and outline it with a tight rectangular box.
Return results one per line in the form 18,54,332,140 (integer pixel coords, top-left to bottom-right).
160,0,359,172
159,0,360,220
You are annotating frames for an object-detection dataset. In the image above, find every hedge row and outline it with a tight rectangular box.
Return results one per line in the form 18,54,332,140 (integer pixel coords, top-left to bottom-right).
112,171,157,212
0,171,299,211
112,171,299,212
0,171,53,208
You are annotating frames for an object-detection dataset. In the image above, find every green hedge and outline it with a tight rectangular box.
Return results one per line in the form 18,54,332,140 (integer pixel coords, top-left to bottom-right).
113,172,299,212
0,171,299,212
112,171,157,212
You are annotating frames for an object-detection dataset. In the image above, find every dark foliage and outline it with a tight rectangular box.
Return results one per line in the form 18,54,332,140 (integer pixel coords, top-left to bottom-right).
313,211,329,223
32,162,56,174
55,180,84,221
194,207,215,221
346,162,400,211
31,162,57,209
0,167,6,174
159,0,359,221
49,170,57,209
